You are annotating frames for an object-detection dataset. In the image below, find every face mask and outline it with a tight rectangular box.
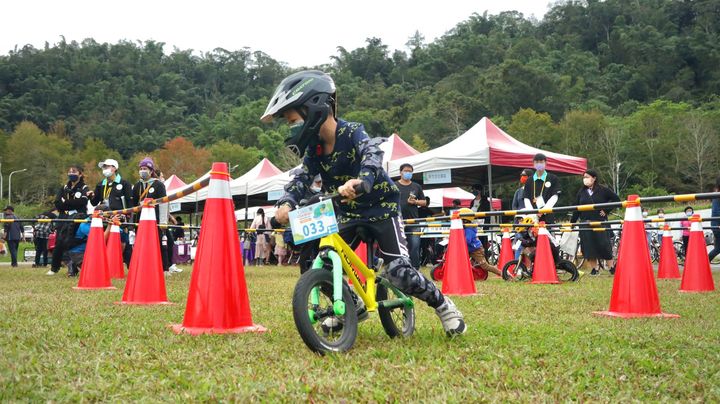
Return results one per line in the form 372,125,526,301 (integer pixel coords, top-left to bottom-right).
289,120,304,139
102,168,113,178
642,211,648,217
520,176,528,184
310,186,321,193
534,163,546,171
658,214,664,219
68,174,79,182
686,212,693,217
583,178,593,187
401,172,413,181
139,170,150,180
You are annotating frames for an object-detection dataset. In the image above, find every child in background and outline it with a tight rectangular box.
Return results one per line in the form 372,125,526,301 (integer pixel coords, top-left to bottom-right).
457,208,501,276
681,206,694,255
274,231,287,266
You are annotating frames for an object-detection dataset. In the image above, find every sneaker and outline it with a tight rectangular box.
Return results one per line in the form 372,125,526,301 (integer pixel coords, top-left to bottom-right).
46,270,56,276
355,297,368,322
169,264,182,273
435,297,466,336
590,268,600,276
320,317,344,335
609,265,616,275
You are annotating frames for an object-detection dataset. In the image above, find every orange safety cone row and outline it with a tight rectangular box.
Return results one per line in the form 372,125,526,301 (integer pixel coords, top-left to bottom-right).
118,199,170,305
680,214,715,293
594,195,678,318
172,162,266,334
107,220,125,279
531,223,559,284
657,224,681,280
498,228,514,271
440,216,476,296
74,212,115,290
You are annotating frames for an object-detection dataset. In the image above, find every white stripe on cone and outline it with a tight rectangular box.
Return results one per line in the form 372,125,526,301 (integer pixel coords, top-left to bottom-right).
663,227,672,238
91,217,103,228
690,220,702,232
625,205,642,221
140,205,156,221
450,218,463,230
538,226,551,237
208,178,231,199
110,224,120,233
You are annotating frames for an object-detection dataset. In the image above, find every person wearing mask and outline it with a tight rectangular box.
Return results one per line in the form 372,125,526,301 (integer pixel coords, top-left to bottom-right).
48,165,90,276
32,210,56,268
396,163,427,270
2,206,23,267
264,70,465,336
251,208,272,266
708,178,720,262
570,169,620,276
90,159,132,212
512,169,533,210
131,157,180,274
681,206,694,256
523,153,561,224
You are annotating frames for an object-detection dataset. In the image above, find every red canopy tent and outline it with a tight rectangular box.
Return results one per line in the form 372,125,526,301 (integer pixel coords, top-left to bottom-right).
163,174,187,193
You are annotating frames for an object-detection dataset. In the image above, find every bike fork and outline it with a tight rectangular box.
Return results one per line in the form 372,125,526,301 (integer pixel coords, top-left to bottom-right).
310,250,346,317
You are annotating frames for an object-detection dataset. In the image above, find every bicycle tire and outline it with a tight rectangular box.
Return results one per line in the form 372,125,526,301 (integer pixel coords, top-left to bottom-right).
556,259,579,282
502,259,528,282
292,268,358,354
376,281,415,338
430,263,443,281
486,241,500,265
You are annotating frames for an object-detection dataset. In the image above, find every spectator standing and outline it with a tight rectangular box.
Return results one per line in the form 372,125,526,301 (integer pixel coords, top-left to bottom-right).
48,165,90,276
523,153,561,224
2,206,23,267
681,206,694,256
570,169,620,276
32,210,56,268
512,169,533,210
251,208,271,266
708,178,720,262
396,163,427,270
90,159,132,211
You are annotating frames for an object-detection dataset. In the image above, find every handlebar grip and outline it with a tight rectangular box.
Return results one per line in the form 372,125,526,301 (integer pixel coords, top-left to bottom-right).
353,181,370,195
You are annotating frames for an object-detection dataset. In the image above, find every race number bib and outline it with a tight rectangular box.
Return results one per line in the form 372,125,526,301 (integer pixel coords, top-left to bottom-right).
288,199,338,245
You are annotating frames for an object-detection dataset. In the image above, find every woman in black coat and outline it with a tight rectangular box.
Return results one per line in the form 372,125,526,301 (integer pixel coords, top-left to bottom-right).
570,169,620,275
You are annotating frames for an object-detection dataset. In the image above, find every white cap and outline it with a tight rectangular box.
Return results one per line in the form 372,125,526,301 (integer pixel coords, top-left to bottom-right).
98,159,119,169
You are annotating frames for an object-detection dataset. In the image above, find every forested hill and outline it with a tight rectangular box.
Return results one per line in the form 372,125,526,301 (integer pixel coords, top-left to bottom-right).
1,0,720,204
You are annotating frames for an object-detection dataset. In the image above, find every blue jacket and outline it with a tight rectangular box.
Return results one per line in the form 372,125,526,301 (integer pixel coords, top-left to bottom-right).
464,226,482,252
68,222,91,254
712,198,720,227
3,213,22,241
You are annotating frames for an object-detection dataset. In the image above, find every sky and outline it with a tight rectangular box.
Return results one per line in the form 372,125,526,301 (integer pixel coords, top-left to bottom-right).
1,0,554,67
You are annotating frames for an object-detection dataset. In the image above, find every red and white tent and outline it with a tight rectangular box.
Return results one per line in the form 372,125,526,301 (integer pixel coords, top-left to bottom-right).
388,117,587,185
163,174,187,193
380,133,419,170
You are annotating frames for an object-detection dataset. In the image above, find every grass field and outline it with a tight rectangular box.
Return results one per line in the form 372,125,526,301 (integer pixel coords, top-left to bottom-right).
0,264,718,402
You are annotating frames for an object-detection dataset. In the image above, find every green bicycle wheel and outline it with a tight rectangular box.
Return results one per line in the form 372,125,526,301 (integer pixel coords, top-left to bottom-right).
292,268,358,354
376,281,415,338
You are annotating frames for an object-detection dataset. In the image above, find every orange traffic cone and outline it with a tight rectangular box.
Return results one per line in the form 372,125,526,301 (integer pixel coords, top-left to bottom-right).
440,217,476,296
680,214,715,292
107,220,125,279
350,241,367,284
594,195,678,318
117,199,170,305
531,223,559,284
657,224,681,280
498,228,514,271
172,162,266,334
74,212,115,290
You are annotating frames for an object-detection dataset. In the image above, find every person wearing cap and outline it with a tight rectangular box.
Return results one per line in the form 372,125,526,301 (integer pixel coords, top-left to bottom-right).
523,153,562,224
131,157,180,274
48,164,91,275
2,206,23,267
90,158,132,211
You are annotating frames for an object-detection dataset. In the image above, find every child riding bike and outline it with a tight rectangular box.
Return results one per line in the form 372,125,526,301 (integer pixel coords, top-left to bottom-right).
458,208,501,276
263,70,466,336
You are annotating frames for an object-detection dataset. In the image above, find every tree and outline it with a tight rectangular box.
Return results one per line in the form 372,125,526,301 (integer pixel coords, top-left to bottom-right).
154,137,211,181
679,114,718,191
207,140,262,175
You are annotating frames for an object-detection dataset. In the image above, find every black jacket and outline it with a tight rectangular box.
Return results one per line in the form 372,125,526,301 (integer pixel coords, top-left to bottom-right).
132,179,167,219
570,185,620,223
91,174,133,211
54,180,90,216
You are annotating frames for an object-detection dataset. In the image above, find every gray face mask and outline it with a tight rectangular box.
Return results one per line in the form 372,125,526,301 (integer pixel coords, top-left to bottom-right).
139,170,150,180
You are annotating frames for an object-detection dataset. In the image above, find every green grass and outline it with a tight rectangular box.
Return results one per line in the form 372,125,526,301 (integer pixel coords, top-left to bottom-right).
0,265,718,401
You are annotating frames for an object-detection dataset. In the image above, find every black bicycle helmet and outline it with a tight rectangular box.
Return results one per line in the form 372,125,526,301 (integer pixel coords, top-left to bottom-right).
260,70,336,156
